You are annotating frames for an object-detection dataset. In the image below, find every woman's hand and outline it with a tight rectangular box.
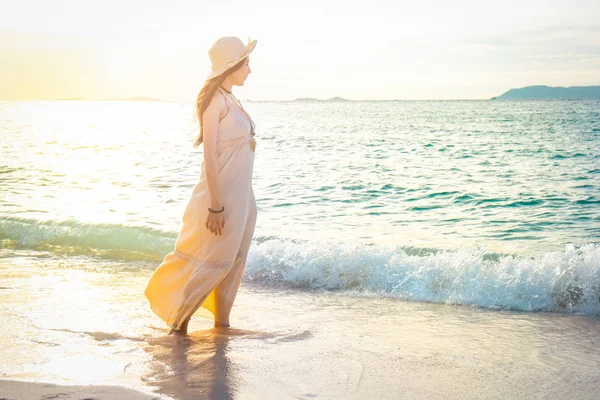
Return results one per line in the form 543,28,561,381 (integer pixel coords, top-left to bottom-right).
205,211,225,235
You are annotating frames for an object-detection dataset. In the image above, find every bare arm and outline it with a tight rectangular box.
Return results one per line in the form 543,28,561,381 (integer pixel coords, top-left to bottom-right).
202,94,226,235
202,94,225,210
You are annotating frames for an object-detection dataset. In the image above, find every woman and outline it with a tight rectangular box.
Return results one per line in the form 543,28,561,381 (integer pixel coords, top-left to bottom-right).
145,36,258,335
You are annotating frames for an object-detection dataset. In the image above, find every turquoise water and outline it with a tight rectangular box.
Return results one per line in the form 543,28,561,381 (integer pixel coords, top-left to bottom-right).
1,99,600,314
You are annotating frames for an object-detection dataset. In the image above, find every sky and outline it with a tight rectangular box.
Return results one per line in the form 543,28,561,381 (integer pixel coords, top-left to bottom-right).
0,0,599,101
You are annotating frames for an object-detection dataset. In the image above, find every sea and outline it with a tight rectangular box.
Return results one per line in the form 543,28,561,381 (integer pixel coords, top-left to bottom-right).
1,99,600,397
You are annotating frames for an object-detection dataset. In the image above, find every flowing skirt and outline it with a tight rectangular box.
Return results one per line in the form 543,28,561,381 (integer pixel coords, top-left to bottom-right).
145,136,256,330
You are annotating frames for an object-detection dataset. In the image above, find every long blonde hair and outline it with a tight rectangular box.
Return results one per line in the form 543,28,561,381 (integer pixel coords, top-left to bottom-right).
192,59,247,148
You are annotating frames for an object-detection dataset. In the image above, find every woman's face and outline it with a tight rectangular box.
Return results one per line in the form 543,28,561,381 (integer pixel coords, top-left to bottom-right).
229,57,251,86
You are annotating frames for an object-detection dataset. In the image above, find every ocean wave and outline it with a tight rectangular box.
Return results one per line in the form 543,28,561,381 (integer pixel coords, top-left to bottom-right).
245,239,600,316
0,216,175,260
2,216,600,315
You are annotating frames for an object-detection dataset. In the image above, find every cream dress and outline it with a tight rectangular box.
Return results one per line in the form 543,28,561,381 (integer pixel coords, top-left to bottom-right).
145,89,257,330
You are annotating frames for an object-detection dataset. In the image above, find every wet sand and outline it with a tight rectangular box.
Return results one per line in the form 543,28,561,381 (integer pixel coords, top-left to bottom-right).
0,379,158,399
2,257,600,399
144,289,600,400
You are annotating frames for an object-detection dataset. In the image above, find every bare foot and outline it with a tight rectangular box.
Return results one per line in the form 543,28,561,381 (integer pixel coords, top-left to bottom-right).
214,320,230,328
168,316,191,336
168,328,188,336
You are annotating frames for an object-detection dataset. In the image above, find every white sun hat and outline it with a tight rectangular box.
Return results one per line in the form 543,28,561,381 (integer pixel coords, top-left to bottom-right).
206,36,257,80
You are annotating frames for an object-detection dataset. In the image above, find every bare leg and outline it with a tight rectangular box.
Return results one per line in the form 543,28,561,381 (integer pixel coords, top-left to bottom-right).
179,316,191,334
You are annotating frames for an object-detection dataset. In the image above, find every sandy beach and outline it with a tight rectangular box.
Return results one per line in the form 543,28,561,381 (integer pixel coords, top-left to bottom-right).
0,380,158,399
2,268,600,399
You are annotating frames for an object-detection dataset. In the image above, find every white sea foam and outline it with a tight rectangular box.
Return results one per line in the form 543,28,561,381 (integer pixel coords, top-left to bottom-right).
2,216,599,314
245,238,600,315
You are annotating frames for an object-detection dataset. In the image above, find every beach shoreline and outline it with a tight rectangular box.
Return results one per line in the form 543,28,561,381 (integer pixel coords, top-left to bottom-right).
2,278,600,399
0,379,161,399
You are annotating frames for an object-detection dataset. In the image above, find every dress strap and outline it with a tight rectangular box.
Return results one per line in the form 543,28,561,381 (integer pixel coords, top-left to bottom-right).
218,88,255,136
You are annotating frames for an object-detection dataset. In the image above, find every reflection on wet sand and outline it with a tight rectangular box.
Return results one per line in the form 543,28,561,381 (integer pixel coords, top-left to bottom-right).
142,328,275,400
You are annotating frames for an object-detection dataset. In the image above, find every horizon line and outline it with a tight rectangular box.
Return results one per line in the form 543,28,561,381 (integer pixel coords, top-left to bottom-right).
2,97,598,103
1,97,499,102
3,85,599,103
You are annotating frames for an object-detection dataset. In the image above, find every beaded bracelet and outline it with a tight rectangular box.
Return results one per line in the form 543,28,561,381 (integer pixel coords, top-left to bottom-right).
208,206,225,214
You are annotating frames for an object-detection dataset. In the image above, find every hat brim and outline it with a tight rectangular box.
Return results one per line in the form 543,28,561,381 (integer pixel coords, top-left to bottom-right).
205,39,257,81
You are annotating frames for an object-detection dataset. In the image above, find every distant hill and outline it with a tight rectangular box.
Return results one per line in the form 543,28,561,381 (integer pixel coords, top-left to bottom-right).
293,97,350,102
326,97,349,102
494,85,600,100
294,97,319,102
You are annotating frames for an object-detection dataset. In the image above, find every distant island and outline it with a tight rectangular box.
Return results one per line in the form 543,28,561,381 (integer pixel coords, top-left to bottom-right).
493,85,600,100
293,97,350,102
